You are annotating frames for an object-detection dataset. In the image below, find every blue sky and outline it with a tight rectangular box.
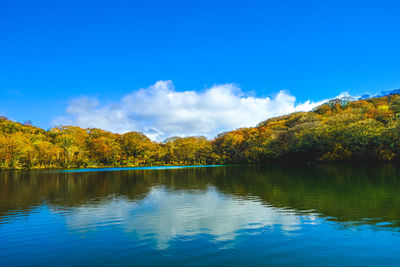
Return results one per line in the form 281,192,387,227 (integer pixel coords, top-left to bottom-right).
1,0,400,139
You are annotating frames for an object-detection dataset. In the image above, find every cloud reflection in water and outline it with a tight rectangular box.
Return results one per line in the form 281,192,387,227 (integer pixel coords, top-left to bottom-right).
64,186,319,249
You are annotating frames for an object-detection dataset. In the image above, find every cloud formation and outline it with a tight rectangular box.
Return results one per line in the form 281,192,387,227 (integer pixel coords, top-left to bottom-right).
53,80,331,141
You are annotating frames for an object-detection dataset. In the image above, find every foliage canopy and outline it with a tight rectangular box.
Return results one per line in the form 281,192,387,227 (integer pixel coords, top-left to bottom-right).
1,95,400,169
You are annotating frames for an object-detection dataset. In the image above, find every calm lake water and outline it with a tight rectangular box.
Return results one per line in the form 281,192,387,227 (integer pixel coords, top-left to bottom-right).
1,164,400,266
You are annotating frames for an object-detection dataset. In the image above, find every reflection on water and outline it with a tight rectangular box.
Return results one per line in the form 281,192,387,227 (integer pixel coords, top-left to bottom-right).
66,187,309,249
1,164,400,266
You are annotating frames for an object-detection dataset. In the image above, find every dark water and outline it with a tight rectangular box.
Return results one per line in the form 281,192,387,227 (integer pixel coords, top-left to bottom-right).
1,164,400,266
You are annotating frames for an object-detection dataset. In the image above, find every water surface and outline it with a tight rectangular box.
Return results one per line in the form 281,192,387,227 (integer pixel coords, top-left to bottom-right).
1,164,400,266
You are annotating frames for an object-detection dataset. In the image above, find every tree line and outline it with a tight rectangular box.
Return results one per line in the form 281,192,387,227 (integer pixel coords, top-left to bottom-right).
1,94,400,169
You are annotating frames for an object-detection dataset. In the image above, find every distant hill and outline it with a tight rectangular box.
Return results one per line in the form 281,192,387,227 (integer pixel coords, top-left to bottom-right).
1,93,400,169
358,88,400,100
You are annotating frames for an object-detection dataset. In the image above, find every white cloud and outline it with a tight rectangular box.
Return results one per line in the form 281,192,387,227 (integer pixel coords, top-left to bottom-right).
53,80,338,141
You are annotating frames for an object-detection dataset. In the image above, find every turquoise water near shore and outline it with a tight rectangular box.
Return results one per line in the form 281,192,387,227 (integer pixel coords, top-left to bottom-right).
1,164,400,266
60,164,225,172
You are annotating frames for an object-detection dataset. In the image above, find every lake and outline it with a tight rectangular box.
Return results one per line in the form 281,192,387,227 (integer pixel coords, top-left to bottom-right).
1,164,400,266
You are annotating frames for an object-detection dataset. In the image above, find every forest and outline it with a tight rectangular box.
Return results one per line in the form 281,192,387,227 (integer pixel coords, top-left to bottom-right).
1,94,400,169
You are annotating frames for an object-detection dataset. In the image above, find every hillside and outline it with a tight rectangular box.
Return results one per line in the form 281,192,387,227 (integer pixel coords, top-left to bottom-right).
215,94,400,163
1,94,400,169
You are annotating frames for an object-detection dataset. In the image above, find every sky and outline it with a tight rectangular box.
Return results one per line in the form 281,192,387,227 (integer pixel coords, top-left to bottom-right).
1,0,400,140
